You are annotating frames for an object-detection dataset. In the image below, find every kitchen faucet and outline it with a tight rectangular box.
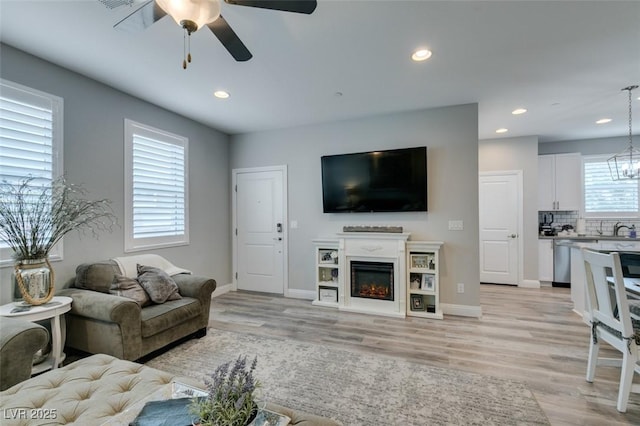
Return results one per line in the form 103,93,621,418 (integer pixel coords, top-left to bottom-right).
614,222,630,236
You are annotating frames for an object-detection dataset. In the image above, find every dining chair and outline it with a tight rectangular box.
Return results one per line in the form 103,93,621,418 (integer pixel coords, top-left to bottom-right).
582,248,640,412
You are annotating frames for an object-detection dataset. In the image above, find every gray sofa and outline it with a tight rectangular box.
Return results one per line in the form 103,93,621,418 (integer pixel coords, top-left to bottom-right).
0,317,49,391
58,258,216,361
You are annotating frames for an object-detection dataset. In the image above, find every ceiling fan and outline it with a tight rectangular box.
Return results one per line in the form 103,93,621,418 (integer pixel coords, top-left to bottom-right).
113,0,317,67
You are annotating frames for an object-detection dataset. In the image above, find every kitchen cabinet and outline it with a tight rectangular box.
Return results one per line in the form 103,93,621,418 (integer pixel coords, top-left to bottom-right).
538,153,582,211
538,239,554,282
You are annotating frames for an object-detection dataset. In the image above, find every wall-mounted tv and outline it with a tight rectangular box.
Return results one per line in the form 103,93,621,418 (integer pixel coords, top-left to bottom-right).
321,146,427,213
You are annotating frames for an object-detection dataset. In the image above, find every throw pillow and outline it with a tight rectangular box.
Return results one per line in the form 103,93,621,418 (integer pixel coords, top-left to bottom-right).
109,274,151,307
75,261,121,293
136,264,182,304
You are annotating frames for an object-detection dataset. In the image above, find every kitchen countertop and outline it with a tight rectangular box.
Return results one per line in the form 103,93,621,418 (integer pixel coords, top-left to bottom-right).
539,235,640,241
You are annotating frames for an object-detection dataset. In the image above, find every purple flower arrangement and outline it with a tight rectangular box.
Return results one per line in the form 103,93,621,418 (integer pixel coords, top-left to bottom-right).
190,355,260,426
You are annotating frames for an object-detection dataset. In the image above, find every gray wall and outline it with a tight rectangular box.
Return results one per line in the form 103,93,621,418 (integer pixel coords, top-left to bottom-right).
230,104,481,309
479,136,539,283
0,44,231,303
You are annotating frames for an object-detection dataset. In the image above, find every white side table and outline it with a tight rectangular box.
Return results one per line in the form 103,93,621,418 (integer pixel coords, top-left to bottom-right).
0,296,72,374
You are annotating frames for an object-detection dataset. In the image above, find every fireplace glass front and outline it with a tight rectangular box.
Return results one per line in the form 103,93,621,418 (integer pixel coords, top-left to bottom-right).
350,261,394,301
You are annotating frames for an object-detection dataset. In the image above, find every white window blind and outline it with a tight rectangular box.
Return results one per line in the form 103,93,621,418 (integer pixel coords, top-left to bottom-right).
583,155,639,217
0,79,63,264
124,119,189,252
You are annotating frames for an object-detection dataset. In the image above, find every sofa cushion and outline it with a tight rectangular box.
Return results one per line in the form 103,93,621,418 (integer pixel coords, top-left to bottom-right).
110,274,151,307
140,298,201,338
75,260,120,293
137,264,182,304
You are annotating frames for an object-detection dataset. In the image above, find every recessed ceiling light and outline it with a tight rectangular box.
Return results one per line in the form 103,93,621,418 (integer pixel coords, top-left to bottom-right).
411,49,432,62
596,118,612,124
214,90,230,99
512,108,527,115
496,128,508,134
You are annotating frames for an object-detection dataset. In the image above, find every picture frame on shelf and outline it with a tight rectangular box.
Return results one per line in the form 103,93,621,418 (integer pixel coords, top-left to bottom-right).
410,254,429,269
409,273,422,290
421,274,435,291
410,294,425,311
320,250,338,264
319,286,338,303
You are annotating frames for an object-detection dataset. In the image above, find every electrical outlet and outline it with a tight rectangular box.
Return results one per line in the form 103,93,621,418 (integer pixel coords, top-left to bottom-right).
457,283,465,293
448,220,464,231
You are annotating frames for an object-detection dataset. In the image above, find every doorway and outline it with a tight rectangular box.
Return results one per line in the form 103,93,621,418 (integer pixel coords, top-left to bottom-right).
479,171,523,285
232,166,288,294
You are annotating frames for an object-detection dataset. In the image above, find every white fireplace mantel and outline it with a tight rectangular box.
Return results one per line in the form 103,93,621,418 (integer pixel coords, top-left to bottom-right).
312,235,444,319
337,233,409,318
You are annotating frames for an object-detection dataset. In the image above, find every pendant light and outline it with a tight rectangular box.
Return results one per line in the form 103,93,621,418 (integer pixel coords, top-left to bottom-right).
608,85,639,180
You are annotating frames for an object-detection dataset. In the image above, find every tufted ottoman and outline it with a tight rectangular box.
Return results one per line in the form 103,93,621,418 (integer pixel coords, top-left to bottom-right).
0,354,340,426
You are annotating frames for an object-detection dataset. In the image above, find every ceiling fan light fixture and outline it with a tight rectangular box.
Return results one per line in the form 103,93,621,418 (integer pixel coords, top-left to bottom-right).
156,0,221,31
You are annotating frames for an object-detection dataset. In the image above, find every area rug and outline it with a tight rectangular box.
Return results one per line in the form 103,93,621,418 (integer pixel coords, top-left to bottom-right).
145,330,550,425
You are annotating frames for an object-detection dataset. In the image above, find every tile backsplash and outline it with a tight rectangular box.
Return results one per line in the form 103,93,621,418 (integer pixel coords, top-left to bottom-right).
539,211,637,237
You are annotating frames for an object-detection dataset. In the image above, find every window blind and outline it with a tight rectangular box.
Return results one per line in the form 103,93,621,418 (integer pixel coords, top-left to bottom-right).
0,85,54,186
0,80,62,262
584,156,638,214
131,134,186,239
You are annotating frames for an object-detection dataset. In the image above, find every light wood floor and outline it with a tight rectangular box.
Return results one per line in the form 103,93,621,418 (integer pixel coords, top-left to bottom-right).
208,284,640,425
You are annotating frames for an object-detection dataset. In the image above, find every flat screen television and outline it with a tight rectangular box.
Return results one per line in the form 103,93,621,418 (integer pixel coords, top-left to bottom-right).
321,146,427,213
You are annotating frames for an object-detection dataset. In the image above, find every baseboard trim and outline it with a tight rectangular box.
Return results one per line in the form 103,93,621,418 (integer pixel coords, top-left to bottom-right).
519,279,540,289
441,303,482,318
212,283,234,298
286,289,316,300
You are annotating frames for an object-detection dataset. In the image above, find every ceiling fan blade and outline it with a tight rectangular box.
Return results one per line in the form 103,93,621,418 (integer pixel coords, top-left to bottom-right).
224,0,317,14
113,0,167,32
207,16,253,62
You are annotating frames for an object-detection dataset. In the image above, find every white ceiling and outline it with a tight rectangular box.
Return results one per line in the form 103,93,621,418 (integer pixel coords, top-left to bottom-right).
1,0,638,142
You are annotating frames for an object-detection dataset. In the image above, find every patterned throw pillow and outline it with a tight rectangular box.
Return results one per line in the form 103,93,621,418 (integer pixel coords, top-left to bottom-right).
75,261,121,293
136,264,182,304
109,274,151,307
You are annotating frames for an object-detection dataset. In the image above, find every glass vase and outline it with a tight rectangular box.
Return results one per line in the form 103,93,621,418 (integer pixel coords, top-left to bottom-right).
12,258,55,305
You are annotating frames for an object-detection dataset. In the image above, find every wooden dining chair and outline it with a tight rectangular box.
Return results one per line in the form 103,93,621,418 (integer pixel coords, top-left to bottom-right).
582,248,640,412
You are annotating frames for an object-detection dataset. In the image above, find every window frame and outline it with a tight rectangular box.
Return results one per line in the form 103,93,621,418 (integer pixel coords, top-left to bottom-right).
0,79,64,267
124,119,189,252
582,153,640,219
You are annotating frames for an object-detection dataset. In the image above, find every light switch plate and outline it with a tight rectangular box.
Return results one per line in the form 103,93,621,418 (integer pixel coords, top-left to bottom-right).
448,220,464,231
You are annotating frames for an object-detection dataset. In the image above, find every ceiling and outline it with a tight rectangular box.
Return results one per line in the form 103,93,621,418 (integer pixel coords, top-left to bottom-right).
1,0,638,142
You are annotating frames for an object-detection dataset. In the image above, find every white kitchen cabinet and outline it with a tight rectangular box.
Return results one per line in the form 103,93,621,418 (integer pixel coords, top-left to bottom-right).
538,239,554,282
538,153,582,211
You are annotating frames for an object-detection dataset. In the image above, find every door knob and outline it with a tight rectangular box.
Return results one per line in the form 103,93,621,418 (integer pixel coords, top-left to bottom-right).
273,237,282,241
507,234,517,238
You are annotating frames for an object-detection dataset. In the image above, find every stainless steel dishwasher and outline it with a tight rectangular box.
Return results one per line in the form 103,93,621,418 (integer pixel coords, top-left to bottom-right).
553,239,574,287
553,238,597,287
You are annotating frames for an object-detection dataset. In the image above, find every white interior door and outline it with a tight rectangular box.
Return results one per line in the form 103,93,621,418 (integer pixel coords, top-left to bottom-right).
233,166,287,294
479,171,522,285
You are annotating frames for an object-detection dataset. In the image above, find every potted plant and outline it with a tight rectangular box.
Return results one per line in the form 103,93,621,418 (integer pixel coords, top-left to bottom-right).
190,355,261,426
0,177,115,305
